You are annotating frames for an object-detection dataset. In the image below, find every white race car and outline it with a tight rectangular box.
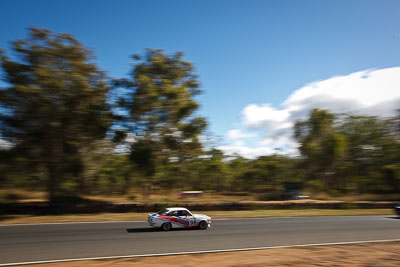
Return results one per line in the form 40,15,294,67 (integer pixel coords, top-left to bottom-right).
148,207,211,231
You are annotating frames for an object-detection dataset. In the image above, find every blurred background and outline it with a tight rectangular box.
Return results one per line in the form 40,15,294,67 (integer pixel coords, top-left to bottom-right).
0,0,399,204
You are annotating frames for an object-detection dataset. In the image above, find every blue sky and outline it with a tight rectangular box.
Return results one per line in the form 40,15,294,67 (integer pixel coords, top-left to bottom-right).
1,0,400,157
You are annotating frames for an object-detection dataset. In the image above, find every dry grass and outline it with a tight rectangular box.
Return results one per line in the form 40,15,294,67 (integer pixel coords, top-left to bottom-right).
2,188,399,204
86,191,255,204
0,188,47,202
0,209,394,225
0,188,397,225
0,189,255,203
310,192,400,202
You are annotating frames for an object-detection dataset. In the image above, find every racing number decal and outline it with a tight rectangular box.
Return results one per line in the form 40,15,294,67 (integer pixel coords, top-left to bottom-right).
166,214,197,227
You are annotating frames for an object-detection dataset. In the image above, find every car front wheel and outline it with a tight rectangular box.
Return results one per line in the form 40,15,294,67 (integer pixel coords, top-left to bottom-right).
198,221,208,230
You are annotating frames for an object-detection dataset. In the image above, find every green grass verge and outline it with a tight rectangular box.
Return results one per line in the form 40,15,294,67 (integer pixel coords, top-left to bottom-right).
0,209,395,225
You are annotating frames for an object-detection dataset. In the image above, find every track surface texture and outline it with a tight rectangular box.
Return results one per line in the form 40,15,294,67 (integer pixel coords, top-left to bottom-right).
0,215,399,265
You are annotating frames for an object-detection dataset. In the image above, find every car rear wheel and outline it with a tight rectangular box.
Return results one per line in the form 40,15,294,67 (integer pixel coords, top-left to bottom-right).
199,220,208,230
161,223,172,231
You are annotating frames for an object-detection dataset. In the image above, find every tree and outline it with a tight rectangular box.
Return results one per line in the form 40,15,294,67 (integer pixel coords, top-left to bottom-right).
195,149,230,192
0,27,111,201
117,49,207,196
337,115,400,193
295,109,347,192
229,155,302,196
92,152,135,195
295,110,400,195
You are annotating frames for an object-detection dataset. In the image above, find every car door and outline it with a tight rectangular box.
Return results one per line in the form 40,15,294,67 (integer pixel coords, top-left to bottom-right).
167,210,183,228
185,211,197,227
174,210,190,228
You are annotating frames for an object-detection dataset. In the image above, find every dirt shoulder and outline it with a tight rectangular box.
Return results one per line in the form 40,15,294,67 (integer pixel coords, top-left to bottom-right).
15,241,400,267
0,209,395,225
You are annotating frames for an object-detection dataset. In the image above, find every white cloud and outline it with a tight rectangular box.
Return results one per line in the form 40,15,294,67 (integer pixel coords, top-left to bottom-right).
0,139,12,150
284,68,400,118
226,129,255,140
243,104,290,128
234,140,245,146
217,144,278,159
220,67,400,158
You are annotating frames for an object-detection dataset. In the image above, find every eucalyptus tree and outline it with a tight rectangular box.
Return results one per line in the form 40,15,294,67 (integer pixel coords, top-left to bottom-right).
0,27,111,201
117,49,207,196
337,114,400,193
294,109,347,191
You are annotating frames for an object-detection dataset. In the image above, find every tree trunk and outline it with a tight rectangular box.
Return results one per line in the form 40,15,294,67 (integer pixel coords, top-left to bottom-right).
48,159,61,202
45,127,64,203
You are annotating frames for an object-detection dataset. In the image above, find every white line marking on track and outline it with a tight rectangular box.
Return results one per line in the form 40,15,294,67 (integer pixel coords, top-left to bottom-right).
1,239,399,266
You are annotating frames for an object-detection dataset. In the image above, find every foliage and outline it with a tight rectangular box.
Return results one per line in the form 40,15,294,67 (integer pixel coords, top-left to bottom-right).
336,114,400,193
295,109,399,195
295,109,347,190
115,49,207,197
0,27,398,201
229,155,302,194
92,153,135,195
0,27,111,201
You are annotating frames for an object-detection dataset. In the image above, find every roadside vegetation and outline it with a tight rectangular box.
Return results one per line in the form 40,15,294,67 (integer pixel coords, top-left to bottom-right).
0,209,394,225
0,27,399,206
1,189,399,204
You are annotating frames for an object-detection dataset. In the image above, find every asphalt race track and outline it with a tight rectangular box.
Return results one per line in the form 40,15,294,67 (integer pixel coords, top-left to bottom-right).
0,215,399,265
